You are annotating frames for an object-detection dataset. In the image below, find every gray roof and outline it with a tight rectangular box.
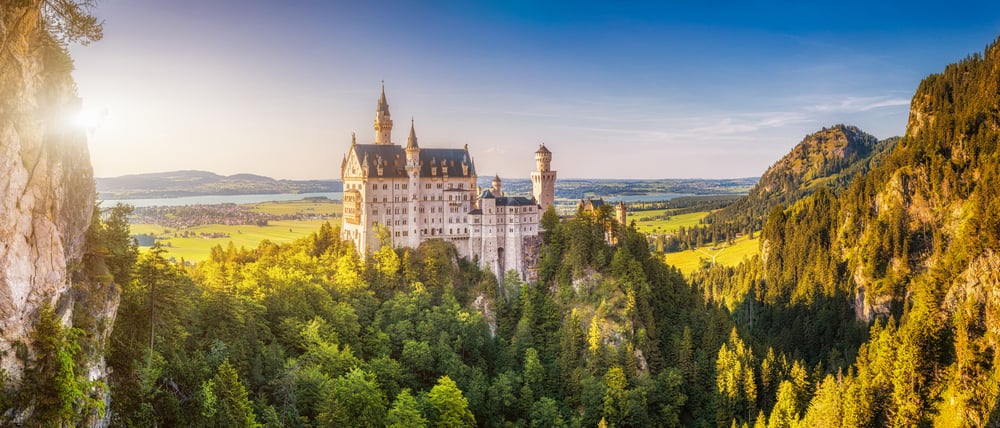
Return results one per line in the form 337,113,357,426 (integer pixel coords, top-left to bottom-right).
496,196,537,207
350,144,476,178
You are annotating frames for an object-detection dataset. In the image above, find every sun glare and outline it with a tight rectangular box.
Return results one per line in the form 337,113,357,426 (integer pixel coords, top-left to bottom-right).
73,109,102,129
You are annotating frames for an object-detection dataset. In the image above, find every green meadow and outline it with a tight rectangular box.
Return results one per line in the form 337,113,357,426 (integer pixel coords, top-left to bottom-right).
631,209,710,234
248,199,342,216
662,235,760,276
132,200,342,262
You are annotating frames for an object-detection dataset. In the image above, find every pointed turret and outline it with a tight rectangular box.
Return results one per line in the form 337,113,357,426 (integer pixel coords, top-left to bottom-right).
406,118,420,170
374,81,393,145
491,174,502,196
406,117,419,149
377,81,389,114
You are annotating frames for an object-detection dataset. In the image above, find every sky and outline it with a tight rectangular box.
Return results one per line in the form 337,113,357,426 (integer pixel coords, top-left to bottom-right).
70,0,1000,180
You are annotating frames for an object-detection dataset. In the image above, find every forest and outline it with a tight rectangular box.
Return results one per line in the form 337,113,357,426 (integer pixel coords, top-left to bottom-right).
11,1,1000,426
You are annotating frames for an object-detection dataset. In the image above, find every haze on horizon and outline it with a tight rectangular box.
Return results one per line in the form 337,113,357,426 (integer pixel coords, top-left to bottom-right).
70,0,1000,180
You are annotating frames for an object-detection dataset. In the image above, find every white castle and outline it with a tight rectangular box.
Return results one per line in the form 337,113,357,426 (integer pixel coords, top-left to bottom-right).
341,85,556,280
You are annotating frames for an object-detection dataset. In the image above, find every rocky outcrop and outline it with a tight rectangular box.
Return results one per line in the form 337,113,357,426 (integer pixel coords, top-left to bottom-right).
1,2,112,422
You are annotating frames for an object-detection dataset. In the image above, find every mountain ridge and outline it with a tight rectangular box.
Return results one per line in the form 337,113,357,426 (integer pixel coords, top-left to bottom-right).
96,170,343,199
702,124,897,235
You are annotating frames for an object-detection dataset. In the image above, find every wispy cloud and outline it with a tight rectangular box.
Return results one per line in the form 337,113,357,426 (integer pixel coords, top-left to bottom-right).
798,94,911,113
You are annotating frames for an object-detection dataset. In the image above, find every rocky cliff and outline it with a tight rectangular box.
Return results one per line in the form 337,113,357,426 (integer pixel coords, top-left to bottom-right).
1,2,115,424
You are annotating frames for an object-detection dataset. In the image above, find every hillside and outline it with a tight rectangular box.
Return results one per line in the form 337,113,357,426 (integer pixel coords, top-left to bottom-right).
96,170,342,199
703,125,896,233
691,36,1000,425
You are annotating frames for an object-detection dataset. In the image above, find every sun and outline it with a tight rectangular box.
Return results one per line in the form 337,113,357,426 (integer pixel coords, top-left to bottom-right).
73,108,102,129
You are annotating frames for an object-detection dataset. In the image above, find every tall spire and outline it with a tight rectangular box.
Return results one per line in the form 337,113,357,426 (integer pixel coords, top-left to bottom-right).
406,117,419,149
374,81,393,144
377,80,389,114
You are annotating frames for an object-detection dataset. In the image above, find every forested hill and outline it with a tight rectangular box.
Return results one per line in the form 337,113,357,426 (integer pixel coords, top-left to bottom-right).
703,125,895,234
96,170,342,199
692,35,1000,425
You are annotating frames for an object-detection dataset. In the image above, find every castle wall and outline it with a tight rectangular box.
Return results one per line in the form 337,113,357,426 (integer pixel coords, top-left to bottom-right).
341,88,548,281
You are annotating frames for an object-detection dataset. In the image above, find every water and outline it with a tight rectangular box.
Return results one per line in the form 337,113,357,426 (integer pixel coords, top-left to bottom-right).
101,191,690,208
100,192,343,208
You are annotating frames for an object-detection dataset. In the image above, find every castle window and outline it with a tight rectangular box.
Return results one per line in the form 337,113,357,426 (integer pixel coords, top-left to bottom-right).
383,184,388,190
425,184,431,189
437,183,442,189
372,184,377,189
402,184,407,189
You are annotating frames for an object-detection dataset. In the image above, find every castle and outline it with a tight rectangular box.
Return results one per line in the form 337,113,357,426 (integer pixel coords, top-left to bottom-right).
340,85,556,280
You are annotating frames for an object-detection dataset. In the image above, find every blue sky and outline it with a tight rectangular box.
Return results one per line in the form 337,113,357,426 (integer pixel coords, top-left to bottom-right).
71,0,1000,179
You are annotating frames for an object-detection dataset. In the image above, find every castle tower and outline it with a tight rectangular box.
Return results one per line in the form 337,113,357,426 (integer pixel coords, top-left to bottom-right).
406,118,421,247
374,82,393,145
531,144,556,212
406,117,420,166
492,174,502,196
616,201,627,225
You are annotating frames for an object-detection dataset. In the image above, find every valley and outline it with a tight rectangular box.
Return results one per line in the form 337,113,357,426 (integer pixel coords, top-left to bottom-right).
6,2,1000,427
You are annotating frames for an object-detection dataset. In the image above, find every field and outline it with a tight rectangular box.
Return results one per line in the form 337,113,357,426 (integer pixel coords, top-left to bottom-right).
662,235,760,276
132,200,341,262
631,209,710,234
248,199,342,216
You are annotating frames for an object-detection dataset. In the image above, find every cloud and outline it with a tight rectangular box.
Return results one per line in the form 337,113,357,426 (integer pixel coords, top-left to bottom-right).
800,94,911,113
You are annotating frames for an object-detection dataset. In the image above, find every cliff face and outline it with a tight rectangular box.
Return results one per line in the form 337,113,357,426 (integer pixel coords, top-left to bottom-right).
1,3,113,421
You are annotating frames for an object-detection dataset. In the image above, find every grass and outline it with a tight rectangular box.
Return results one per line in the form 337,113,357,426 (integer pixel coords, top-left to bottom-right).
130,199,343,262
137,220,333,262
631,209,710,235
663,235,760,276
248,199,342,216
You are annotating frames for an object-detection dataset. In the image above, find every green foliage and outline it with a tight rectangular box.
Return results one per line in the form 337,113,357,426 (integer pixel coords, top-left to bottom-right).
317,368,386,427
205,359,260,427
387,389,428,428
428,375,475,427
25,305,104,426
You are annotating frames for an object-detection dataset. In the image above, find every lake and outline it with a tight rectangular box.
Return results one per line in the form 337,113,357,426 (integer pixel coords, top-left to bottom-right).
100,192,344,208
101,191,698,208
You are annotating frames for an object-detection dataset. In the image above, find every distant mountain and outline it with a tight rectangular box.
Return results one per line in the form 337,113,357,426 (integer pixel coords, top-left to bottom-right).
705,125,897,232
96,170,342,199
753,124,888,197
